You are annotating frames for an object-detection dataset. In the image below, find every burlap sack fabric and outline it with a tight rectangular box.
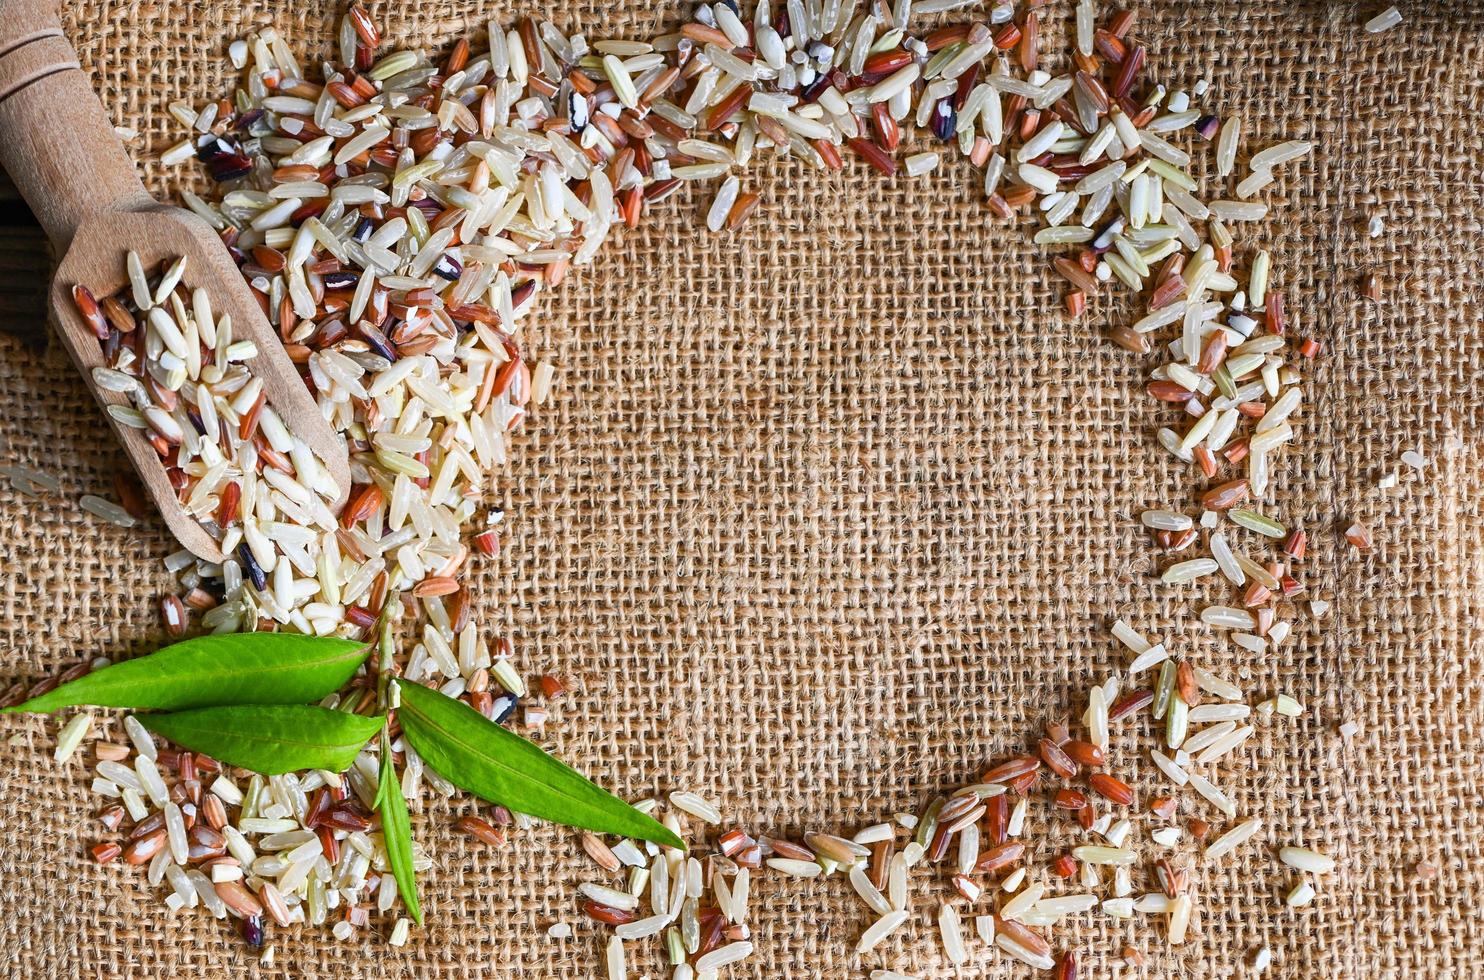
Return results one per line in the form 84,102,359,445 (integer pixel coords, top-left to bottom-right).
0,0,1479,976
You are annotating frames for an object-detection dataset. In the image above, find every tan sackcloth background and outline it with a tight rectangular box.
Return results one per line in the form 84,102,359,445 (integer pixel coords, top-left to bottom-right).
0,0,1480,975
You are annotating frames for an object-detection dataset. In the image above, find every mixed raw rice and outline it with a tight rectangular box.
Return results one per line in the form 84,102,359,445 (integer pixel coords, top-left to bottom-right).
8,0,1360,971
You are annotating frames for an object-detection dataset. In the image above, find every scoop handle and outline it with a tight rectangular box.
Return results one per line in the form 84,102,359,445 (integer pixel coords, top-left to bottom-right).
0,1,153,251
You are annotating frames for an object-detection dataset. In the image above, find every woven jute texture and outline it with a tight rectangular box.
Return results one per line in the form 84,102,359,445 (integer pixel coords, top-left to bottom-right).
1,0,1481,976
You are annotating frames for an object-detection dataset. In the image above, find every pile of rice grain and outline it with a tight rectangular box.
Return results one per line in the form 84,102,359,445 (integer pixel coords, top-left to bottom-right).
47,0,1344,972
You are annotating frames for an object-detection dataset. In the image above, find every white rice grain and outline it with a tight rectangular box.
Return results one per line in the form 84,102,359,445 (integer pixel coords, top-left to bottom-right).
604,935,625,979
1205,817,1263,860
938,903,966,965
1363,6,1402,33
53,713,92,763
856,910,909,952
1279,846,1336,875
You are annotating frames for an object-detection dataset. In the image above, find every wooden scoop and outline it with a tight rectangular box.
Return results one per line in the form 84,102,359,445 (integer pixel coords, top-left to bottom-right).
0,0,350,562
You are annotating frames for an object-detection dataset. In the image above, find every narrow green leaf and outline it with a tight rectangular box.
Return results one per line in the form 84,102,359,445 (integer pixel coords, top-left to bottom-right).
139,705,383,775
5,634,370,714
372,762,388,812
378,738,422,924
395,682,684,849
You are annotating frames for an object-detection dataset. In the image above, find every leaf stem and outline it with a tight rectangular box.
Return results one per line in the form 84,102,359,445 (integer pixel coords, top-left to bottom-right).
374,590,401,712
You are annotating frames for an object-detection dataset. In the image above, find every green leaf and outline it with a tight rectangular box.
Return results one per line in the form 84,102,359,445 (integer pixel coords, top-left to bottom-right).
395,681,683,849
5,634,370,714
139,705,383,775
378,736,422,925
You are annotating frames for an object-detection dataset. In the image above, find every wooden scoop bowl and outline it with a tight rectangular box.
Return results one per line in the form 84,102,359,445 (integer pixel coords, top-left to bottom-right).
0,0,350,562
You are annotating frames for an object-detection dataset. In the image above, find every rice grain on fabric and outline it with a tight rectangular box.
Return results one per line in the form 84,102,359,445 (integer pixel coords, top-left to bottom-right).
0,1,1481,979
